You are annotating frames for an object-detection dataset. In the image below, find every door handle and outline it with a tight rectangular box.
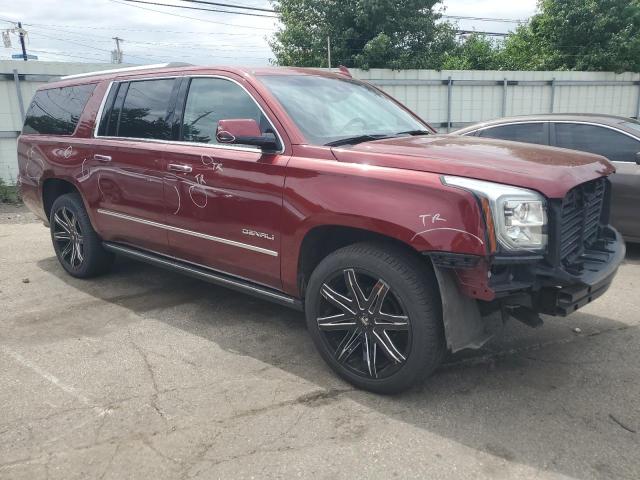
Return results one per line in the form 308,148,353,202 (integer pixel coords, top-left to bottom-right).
168,163,192,173
94,154,112,162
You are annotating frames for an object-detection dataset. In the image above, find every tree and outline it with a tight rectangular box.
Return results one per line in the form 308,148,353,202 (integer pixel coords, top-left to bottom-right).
269,0,457,69
441,34,502,70
502,0,640,72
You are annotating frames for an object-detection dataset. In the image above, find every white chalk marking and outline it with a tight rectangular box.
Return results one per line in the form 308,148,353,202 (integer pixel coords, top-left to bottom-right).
1,346,109,417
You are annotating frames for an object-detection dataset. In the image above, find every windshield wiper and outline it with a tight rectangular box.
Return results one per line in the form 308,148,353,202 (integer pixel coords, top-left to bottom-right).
394,129,431,136
325,134,393,147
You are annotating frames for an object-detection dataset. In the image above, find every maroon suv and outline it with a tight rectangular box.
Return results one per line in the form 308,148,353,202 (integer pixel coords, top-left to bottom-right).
17,64,625,393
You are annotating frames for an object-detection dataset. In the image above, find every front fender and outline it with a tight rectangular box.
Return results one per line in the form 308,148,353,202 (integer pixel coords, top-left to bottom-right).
280,156,489,295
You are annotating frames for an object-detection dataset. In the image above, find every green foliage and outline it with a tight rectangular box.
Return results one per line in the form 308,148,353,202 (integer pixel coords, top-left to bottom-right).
269,0,457,69
0,178,21,204
504,0,640,72
441,34,502,70
270,0,640,73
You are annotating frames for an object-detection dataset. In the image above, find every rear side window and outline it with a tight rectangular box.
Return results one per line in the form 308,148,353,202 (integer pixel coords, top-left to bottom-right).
117,79,175,140
555,123,640,162
22,84,96,135
478,123,547,145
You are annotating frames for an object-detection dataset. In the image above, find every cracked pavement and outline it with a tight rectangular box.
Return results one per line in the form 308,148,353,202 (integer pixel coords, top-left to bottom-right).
0,208,638,479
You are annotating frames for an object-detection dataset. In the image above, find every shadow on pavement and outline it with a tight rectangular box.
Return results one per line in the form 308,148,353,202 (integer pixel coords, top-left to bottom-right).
37,255,639,480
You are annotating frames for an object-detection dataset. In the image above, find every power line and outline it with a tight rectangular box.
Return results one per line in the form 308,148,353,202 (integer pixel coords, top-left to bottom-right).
177,2,527,24
120,0,278,18
27,30,272,63
28,28,271,56
456,30,510,37
443,15,525,24
28,31,168,63
108,0,277,30
27,23,269,46
24,22,261,36
179,0,274,13
27,49,111,63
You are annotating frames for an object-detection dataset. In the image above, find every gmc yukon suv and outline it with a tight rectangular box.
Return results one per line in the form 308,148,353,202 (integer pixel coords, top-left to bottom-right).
17,64,625,393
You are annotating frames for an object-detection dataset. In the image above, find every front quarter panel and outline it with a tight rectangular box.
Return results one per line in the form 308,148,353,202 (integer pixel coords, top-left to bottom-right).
280,152,488,295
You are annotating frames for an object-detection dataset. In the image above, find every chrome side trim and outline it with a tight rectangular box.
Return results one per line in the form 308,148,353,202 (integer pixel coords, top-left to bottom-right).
93,75,286,155
103,242,301,310
97,209,278,257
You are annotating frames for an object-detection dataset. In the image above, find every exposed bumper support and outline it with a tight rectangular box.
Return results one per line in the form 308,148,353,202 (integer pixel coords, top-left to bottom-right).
534,226,625,316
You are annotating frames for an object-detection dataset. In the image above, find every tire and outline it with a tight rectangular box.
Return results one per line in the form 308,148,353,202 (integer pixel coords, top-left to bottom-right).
305,242,445,394
49,193,113,278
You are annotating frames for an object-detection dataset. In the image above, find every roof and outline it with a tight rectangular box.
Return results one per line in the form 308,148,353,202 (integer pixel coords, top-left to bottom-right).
454,113,640,136
47,64,351,88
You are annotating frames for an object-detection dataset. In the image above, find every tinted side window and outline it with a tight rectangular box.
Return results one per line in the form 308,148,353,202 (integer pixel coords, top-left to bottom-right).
555,123,640,162
118,79,175,140
23,84,96,135
181,78,267,146
479,123,547,145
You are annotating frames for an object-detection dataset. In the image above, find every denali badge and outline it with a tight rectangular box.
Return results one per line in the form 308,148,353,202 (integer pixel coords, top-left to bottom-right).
242,228,275,241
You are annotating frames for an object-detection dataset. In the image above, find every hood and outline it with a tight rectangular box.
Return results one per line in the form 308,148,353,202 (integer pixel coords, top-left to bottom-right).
330,134,614,198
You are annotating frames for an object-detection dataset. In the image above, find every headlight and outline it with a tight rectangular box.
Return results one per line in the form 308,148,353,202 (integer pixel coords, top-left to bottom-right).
442,176,547,252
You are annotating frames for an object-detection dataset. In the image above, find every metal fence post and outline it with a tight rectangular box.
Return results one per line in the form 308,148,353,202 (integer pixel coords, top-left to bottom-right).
447,76,453,132
12,69,26,122
636,80,640,119
550,77,556,114
502,78,508,117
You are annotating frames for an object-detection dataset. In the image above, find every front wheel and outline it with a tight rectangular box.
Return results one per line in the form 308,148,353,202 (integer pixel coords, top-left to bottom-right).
305,243,444,394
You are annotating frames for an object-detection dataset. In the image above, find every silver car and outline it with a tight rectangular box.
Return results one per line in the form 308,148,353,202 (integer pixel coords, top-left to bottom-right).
455,114,640,242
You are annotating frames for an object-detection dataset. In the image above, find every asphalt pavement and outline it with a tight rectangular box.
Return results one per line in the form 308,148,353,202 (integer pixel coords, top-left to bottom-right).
1,205,638,479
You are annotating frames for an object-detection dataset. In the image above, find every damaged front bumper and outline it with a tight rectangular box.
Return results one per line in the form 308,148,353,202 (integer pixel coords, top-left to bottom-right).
428,225,625,353
499,226,625,316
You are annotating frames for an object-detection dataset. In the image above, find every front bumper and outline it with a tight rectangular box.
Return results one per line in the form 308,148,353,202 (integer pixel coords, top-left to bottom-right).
492,226,625,316
534,226,625,316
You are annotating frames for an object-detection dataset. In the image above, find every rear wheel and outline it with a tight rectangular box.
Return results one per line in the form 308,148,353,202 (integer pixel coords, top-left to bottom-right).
50,193,113,278
305,243,444,394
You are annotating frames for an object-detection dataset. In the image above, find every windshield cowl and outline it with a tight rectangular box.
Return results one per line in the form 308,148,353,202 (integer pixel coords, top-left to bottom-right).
324,130,431,147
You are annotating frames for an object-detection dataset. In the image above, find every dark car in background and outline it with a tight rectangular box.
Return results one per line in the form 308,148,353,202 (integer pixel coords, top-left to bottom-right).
455,114,640,242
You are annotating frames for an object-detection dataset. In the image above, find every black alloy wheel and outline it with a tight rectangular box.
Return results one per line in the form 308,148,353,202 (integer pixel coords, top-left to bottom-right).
305,243,444,394
52,206,85,269
316,268,411,379
49,193,113,278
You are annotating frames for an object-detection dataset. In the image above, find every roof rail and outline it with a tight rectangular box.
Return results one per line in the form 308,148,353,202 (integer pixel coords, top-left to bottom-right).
56,63,193,81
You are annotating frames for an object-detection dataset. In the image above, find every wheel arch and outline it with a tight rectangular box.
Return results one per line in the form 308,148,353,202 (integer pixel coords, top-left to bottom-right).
291,220,492,356
293,222,434,300
41,176,91,226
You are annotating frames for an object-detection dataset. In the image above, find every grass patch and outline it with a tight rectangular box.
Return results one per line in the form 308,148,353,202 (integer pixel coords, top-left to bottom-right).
0,179,22,204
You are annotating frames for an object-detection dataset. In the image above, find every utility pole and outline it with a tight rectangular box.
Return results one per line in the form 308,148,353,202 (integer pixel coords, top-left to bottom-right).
327,36,331,69
18,22,27,61
112,37,123,64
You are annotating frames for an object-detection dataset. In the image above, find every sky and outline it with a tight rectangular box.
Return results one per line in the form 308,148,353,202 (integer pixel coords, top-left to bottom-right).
0,0,539,65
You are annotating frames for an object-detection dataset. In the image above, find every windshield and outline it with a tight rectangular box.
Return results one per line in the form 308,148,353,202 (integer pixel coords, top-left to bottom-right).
258,74,429,146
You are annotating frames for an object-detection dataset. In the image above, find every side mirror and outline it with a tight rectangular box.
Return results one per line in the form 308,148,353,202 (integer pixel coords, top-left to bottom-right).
635,152,640,165
216,119,278,151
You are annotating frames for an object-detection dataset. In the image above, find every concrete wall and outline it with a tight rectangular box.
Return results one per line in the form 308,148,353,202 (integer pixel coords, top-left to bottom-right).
2,61,640,183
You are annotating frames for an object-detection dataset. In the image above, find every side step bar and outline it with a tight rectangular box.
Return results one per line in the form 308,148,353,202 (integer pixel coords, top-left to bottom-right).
103,242,303,311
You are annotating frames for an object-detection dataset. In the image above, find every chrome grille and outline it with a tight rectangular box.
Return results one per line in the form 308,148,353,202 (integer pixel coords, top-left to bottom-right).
559,178,606,263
